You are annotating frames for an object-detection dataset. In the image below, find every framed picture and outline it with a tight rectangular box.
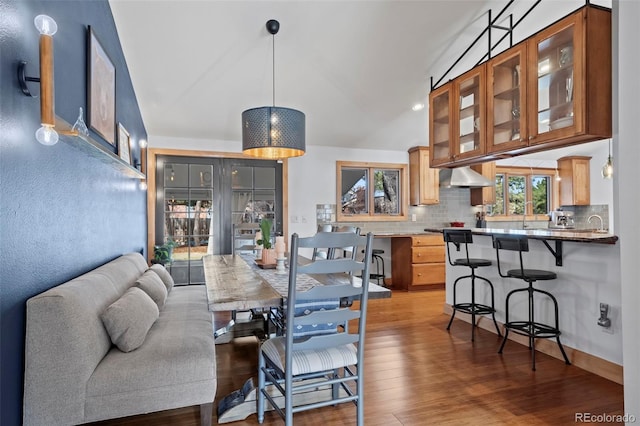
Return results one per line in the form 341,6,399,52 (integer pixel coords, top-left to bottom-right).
87,26,116,146
118,123,131,164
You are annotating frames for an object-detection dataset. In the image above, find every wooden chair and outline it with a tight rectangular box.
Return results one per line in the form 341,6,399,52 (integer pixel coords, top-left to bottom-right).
257,231,374,425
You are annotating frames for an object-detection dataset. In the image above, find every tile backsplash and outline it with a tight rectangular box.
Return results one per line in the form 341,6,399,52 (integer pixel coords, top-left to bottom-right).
316,191,610,233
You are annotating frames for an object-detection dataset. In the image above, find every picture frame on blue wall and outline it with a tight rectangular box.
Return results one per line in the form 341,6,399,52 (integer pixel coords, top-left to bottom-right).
117,123,131,164
87,26,116,146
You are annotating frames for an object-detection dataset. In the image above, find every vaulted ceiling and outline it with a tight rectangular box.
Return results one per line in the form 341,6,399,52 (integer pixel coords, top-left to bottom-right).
110,0,607,157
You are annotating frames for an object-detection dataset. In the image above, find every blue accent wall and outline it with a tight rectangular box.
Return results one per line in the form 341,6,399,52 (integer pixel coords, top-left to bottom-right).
0,1,147,424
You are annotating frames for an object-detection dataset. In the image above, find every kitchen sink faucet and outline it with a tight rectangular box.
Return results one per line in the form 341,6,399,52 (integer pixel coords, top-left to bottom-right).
522,201,533,229
588,214,604,232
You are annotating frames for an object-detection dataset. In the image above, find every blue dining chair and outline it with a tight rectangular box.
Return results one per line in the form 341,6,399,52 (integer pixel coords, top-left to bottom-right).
257,231,374,426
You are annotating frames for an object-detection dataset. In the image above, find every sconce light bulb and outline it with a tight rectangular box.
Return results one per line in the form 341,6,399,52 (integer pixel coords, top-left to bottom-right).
140,181,148,191
35,125,59,146
139,139,148,149
34,15,57,36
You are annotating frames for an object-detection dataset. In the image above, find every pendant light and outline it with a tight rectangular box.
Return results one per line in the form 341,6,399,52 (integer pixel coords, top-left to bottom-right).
242,20,305,159
601,139,613,179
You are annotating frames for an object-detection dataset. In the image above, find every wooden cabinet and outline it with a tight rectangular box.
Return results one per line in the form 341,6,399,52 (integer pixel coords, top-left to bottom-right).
409,146,439,205
432,5,611,166
558,156,591,206
525,6,611,148
391,235,445,291
469,161,496,206
430,65,486,167
487,45,528,154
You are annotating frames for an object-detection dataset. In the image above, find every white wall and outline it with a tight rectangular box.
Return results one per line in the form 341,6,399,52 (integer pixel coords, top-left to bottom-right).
614,0,640,418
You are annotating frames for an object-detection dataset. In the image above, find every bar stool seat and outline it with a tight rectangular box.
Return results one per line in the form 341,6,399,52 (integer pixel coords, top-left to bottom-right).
444,229,501,342
493,234,571,371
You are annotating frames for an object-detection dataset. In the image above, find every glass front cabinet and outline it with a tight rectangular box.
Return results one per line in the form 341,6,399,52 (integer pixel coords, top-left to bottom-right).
430,65,486,167
433,5,611,164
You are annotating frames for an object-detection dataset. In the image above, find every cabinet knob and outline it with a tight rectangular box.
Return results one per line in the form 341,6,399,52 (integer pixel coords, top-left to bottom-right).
417,273,422,277
417,253,421,257
528,135,534,141
520,138,525,142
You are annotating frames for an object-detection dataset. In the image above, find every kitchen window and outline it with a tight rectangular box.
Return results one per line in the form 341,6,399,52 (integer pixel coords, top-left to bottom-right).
491,166,558,219
336,161,408,222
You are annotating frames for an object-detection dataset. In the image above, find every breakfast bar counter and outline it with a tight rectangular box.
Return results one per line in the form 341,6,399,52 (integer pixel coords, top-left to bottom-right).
423,227,619,245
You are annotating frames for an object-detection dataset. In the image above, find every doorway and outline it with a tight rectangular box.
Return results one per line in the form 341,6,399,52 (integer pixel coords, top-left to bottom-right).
155,156,283,285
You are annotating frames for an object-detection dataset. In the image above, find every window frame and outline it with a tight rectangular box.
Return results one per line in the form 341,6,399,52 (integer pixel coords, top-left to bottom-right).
336,161,408,222
489,166,559,220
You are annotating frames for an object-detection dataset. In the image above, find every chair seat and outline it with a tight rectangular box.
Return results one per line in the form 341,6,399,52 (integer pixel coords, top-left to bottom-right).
507,269,557,281
453,258,492,267
261,336,357,376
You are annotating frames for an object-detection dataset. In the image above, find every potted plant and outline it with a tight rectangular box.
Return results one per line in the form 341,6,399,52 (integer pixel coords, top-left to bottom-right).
152,239,176,265
256,219,276,265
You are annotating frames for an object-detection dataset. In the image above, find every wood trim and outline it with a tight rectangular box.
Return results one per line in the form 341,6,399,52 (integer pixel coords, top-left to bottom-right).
146,148,289,262
443,303,623,384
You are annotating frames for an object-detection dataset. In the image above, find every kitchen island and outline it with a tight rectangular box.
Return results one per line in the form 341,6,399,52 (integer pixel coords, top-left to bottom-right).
424,227,622,383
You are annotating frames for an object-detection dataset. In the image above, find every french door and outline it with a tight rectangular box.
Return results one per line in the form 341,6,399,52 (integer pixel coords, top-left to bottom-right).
155,156,282,285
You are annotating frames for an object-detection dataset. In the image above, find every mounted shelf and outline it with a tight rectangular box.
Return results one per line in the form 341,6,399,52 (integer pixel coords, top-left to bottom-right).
56,115,145,179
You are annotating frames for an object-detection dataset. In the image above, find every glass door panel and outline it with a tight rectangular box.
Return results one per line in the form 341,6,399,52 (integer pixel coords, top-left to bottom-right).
457,74,482,156
536,25,574,135
429,85,452,165
490,50,525,148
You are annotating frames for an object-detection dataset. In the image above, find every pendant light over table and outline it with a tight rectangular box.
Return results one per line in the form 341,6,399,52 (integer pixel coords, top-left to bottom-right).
601,139,613,179
242,20,305,159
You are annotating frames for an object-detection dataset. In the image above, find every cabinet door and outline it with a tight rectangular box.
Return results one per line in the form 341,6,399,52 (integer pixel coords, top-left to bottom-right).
409,147,439,205
470,161,496,205
453,65,486,161
527,12,584,145
429,83,454,167
487,45,528,154
412,263,445,286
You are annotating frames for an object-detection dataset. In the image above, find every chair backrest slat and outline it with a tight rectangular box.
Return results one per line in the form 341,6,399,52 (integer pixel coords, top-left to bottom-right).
443,229,472,266
285,231,373,373
492,234,528,278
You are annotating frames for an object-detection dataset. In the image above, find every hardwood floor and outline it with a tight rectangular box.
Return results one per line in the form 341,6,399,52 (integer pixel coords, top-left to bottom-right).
92,289,623,425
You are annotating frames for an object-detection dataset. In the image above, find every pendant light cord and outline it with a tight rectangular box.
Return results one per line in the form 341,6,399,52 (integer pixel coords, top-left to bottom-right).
272,33,276,107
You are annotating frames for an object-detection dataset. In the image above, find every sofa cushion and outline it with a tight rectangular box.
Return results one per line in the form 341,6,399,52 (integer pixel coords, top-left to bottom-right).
85,286,216,421
136,270,168,308
101,287,159,353
149,263,175,293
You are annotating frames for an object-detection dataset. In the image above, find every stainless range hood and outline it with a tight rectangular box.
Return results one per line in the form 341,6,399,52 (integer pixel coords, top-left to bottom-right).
439,167,495,188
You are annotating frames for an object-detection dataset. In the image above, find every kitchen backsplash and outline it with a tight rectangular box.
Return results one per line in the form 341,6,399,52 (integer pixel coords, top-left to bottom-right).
316,191,610,233
316,187,477,233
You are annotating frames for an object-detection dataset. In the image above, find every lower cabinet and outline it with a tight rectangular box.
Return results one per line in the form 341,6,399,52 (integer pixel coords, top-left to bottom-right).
391,234,445,290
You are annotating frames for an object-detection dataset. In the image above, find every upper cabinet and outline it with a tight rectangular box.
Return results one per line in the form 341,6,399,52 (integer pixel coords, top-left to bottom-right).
558,156,591,206
432,5,611,166
526,6,611,148
487,45,528,154
409,146,439,205
430,65,486,167
469,161,496,206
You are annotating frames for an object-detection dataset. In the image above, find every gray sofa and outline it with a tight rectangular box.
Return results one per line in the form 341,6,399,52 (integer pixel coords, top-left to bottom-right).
23,253,217,426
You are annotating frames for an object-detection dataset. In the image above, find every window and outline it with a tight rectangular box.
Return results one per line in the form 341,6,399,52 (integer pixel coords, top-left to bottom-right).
336,161,408,221
491,166,557,218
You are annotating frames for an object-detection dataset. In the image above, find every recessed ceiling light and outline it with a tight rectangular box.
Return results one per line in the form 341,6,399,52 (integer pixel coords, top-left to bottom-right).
412,103,425,111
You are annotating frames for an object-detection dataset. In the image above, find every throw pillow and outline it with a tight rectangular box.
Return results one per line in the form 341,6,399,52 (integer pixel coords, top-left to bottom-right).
149,263,175,293
101,287,159,352
136,270,168,309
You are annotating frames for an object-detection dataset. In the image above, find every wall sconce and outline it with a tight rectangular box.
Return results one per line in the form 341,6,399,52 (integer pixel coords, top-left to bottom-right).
18,14,59,145
601,139,613,179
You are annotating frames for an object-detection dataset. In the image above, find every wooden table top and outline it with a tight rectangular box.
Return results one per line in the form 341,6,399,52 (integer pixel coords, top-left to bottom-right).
203,253,390,312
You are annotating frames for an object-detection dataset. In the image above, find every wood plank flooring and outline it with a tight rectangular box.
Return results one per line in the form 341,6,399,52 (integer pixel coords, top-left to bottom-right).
91,289,623,425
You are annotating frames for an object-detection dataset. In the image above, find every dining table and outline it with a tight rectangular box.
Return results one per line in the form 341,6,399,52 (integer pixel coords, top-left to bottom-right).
202,251,391,423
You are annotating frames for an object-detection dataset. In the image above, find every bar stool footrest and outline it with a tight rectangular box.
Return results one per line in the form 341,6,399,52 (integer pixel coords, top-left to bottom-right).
505,321,560,339
452,303,496,316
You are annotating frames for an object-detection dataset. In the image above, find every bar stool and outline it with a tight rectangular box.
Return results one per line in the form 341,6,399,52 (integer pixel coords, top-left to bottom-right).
444,229,501,341
493,234,571,371
362,248,385,286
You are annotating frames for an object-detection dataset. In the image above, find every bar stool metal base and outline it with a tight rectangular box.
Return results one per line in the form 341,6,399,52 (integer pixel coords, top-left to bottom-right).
498,282,571,371
447,270,501,342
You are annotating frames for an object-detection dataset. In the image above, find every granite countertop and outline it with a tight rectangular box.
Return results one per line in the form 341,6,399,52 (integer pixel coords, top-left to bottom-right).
422,227,619,245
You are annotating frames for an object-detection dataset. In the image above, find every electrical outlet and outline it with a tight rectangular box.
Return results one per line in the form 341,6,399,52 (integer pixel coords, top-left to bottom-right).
411,214,417,222
291,215,298,223
301,216,307,223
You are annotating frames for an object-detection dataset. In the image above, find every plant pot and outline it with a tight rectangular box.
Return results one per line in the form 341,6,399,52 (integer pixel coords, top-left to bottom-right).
261,248,277,265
